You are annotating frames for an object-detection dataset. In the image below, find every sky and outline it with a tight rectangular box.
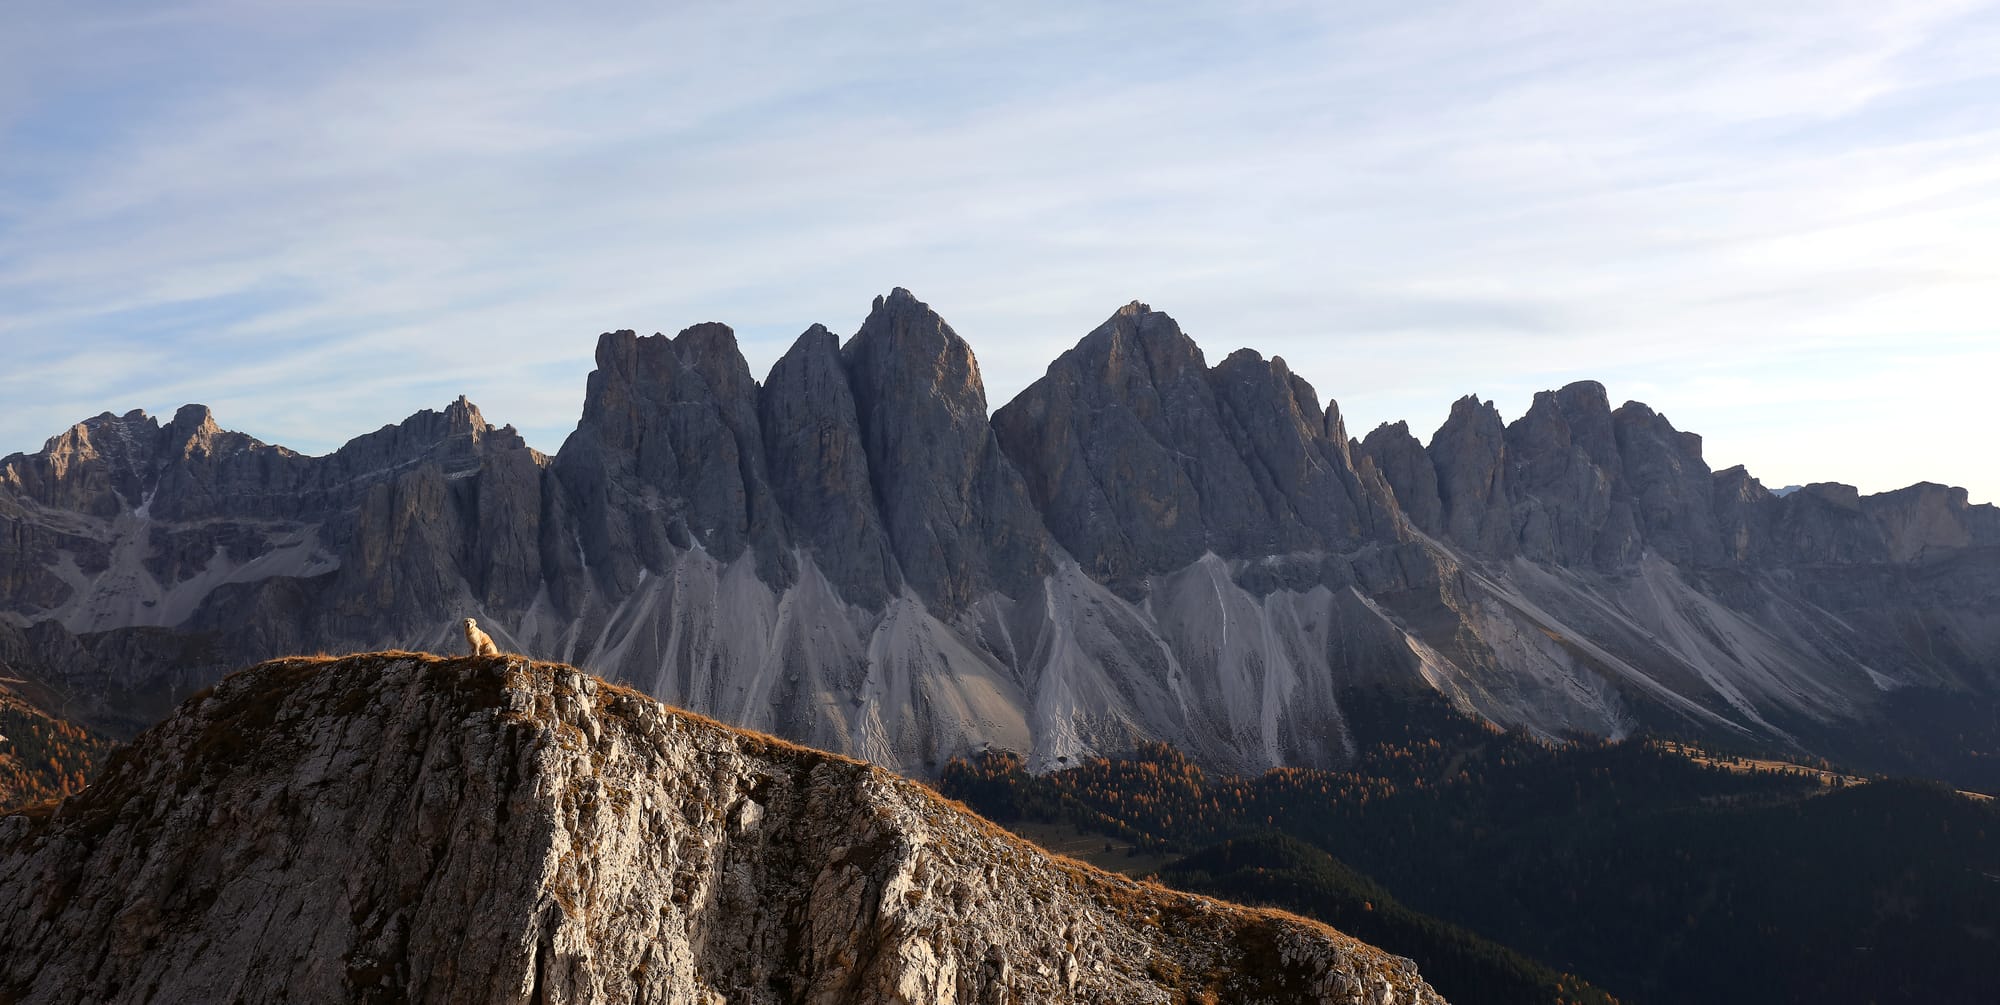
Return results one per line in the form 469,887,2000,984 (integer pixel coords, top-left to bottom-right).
2,0,1996,503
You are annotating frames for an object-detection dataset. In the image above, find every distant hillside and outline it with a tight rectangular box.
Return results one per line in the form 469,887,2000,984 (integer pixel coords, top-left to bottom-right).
942,686,2000,1005
1162,834,1618,1005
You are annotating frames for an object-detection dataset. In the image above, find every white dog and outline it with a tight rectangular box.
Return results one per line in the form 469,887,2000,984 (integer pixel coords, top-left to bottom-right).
462,617,501,657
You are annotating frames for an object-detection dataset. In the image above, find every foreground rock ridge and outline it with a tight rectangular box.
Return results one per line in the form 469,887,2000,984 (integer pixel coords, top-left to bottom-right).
0,653,1443,1005
2,288,1997,782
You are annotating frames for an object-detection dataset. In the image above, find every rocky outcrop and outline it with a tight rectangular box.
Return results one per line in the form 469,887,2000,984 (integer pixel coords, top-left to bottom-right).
0,653,1442,1005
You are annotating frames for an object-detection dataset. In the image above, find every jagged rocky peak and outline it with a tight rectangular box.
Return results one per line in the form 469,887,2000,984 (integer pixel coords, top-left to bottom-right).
1550,380,1619,469
1207,348,1385,550
1082,299,1209,389
759,324,898,607
281,395,544,546
150,402,294,474
0,653,1442,1004
557,325,790,589
842,289,1050,609
0,405,292,520
1323,397,1353,462
670,321,761,409
1525,384,1607,469
995,302,1384,590
1428,394,1514,554
991,301,1215,586
1502,382,1623,566
4,409,167,513
1796,481,1862,508
160,403,223,456
1711,464,1777,562
1712,464,1772,502
1410,383,1733,567
1716,470,1998,568
1606,399,1722,566
1360,420,1443,536
334,394,518,469
845,287,993,419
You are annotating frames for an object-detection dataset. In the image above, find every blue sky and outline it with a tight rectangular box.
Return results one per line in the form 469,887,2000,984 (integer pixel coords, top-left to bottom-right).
2,0,1996,503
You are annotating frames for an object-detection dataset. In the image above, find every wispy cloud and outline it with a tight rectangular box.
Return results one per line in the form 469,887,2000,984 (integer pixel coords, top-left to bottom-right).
2,0,1995,501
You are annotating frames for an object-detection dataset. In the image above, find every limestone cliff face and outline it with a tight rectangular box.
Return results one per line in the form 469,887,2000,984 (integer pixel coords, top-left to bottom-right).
1427,396,1514,556
554,324,794,592
1358,422,1441,537
0,653,1442,1005
1,290,1997,785
759,324,898,609
842,288,1053,611
993,302,1388,594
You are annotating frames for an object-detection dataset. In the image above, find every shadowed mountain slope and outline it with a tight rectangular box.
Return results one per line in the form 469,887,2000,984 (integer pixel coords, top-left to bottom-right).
2,290,1995,786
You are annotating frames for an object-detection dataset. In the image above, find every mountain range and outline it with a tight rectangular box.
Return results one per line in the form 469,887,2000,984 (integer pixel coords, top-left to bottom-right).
3,289,1995,784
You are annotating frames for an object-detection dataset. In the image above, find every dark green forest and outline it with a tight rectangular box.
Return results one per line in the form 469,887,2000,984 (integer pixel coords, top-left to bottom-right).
941,688,2000,1005
1164,832,1618,1005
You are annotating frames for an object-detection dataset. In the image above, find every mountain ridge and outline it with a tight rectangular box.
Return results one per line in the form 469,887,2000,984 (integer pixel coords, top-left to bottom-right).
0,651,1443,1005
3,289,1995,785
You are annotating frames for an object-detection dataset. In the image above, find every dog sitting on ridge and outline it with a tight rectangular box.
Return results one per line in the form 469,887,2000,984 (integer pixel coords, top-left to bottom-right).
462,617,501,657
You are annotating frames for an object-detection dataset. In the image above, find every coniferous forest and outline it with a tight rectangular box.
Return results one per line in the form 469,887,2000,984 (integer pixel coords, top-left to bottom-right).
940,687,2000,1005
0,691,111,812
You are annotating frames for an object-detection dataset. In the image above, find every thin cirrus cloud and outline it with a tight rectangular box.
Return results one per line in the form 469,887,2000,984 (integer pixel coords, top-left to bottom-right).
1,0,1995,503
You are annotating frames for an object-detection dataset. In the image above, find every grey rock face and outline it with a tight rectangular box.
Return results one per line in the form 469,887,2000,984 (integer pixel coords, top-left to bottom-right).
1610,401,1723,567
759,325,899,608
1428,396,1514,554
0,654,1443,1005
1420,383,1717,568
1207,349,1384,555
555,326,792,591
1501,382,1626,567
1710,464,1775,563
1860,481,2000,561
993,303,1228,587
843,288,1051,611
1360,421,1442,537
993,303,1384,593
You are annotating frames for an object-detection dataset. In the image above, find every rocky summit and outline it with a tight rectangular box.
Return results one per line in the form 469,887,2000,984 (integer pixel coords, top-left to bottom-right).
1,289,1997,785
0,652,1442,1005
